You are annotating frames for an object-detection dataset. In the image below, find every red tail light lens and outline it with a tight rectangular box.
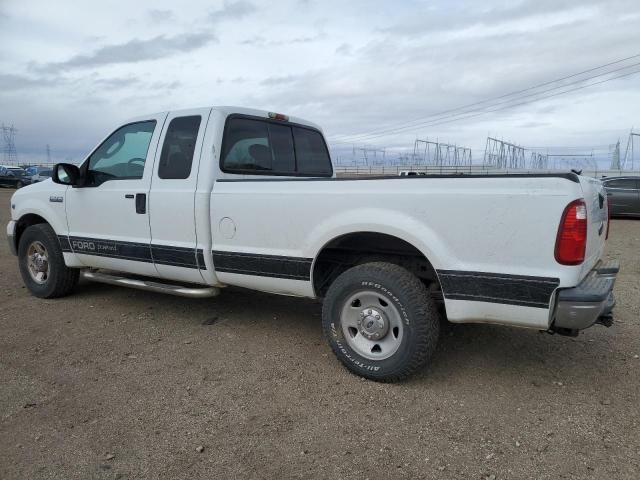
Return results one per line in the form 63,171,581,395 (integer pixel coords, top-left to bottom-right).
555,199,587,265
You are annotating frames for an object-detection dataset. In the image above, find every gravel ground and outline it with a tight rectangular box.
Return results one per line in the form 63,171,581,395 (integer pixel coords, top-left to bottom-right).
0,188,639,479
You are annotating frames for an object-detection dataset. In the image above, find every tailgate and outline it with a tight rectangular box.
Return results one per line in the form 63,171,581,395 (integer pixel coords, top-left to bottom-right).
579,176,608,273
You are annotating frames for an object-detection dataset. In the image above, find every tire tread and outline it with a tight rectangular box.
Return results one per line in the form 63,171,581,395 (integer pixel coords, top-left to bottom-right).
18,224,79,298
322,262,439,382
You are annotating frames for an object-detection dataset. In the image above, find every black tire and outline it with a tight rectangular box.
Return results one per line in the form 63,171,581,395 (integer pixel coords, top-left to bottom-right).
18,224,79,298
322,262,440,382
16,181,24,189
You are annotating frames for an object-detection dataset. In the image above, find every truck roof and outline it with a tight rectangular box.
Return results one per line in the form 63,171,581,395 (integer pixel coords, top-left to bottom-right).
139,106,324,132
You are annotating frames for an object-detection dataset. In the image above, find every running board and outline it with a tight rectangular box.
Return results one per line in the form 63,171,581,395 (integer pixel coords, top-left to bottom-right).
81,270,220,298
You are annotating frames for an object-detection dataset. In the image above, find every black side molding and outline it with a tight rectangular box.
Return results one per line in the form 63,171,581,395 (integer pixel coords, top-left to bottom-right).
437,270,560,309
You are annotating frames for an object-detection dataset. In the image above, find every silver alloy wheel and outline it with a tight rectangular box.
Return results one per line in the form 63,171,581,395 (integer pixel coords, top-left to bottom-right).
26,241,50,284
340,290,404,360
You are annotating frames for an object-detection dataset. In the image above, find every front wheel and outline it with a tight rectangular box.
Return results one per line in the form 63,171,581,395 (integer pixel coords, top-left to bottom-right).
16,181,24,189
322,262,440,382
18,224,79,298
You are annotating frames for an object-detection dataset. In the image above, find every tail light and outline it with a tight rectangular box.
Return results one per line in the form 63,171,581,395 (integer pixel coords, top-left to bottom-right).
606,196,611,240
555,199,587,265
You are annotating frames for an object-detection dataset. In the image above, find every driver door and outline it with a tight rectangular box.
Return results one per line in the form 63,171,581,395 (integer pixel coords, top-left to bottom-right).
64,113,167,276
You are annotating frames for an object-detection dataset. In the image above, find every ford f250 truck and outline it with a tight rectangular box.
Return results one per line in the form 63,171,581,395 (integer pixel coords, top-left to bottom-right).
6,106,618,381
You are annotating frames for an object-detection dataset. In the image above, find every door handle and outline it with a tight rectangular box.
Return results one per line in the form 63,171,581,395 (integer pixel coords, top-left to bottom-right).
125,194,134,199
135,193,146,214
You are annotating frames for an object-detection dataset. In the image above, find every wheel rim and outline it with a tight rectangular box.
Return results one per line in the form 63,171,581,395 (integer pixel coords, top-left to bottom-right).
26,241,50,284
340,290,404,360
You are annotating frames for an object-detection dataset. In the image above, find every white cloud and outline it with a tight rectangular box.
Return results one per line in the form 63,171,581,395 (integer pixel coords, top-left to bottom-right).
0,0,638,167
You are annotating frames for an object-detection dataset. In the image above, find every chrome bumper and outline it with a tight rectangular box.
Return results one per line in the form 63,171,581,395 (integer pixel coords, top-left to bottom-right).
553,260,619,331
6,220,17,256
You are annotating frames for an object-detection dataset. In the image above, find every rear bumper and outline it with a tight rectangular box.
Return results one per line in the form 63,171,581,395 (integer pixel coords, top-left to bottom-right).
6,220,17,256
553,260,618,330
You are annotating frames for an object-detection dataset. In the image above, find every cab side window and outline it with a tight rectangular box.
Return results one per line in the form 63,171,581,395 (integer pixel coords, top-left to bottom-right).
158,116,202,179
87,121,156,185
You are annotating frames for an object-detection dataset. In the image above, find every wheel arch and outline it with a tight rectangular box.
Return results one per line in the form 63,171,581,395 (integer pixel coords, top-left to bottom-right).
311,231,443,301
14,213,51,252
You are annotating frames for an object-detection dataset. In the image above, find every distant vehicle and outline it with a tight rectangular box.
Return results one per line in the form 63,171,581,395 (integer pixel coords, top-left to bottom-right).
0,165,31,189
27,166,53,184
602,176,640,217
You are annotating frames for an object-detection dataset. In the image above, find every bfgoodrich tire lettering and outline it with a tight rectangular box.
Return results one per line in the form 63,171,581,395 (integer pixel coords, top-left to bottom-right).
322,262,440,382
18,224,79,299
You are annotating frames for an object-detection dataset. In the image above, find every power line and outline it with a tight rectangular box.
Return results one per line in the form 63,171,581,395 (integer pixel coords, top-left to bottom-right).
333,61,640,143
330,53,640,144
331,66,640,144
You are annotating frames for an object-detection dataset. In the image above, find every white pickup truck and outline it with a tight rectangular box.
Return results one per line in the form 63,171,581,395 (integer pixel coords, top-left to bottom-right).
7,106,618,381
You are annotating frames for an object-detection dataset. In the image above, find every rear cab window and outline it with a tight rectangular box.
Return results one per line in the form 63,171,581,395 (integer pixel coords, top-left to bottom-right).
220,115,332,177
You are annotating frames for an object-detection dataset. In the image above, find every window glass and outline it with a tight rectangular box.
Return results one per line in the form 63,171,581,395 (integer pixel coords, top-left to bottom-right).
88,121,156,183
605,179,637,189
222,118,271,171
293,127,332,175
269,123,295,172
8,168,26,177
158,116,201,179
221,116,332,176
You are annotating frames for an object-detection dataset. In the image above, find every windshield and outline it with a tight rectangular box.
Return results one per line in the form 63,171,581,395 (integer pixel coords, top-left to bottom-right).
8,168,27,177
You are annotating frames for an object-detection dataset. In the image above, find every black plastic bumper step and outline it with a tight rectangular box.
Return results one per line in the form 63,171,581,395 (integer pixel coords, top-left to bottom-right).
597,259,620,276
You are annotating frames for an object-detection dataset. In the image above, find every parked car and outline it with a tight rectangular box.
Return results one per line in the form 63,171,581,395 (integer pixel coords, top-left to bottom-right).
6,106,618,382
26,166,53,184
602,176,640,217
0,165,31,188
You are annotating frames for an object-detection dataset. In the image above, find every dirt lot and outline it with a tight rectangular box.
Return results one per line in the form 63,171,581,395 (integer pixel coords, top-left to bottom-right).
0,188,639,479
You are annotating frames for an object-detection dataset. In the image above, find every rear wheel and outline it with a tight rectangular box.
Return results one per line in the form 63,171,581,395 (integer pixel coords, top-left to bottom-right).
322,262,440,382
16,181,24,189
18,224,79,298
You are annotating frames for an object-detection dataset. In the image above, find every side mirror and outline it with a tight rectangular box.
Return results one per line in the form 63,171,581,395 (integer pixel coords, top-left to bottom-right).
52,163,81,186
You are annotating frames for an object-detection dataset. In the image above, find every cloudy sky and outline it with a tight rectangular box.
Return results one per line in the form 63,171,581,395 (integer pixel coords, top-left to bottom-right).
1,0,639,167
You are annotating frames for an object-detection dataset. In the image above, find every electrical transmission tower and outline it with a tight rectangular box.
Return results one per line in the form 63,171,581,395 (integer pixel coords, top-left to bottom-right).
2,124,18,164
413,139,472,166
46,144,52,164
483,137,526,168
352,145,386,166
622,129,639,170
610,141,621,169
530,152,549,169
547,153,595,170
